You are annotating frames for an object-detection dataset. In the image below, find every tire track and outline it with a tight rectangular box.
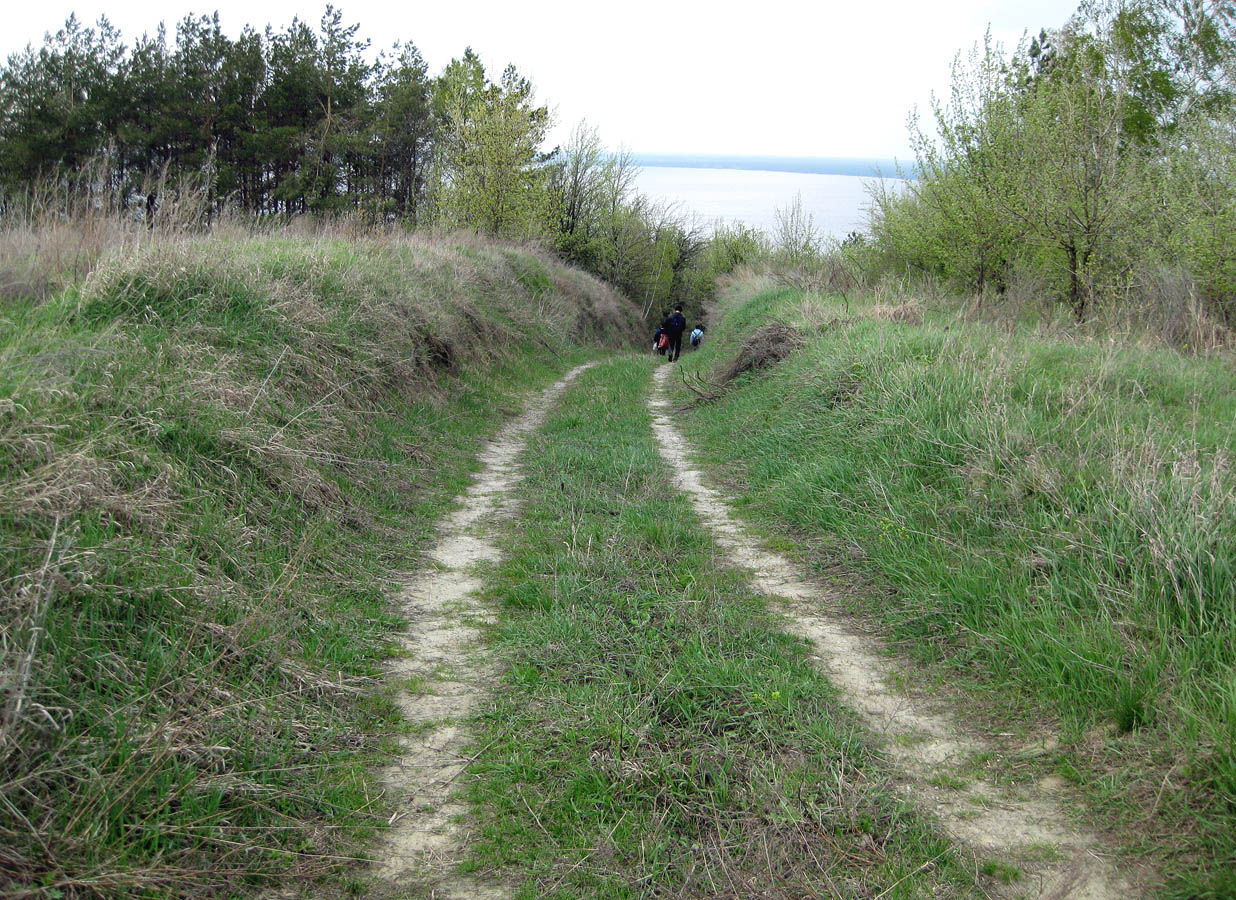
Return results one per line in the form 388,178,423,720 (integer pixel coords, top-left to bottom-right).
374,363,594,898
648,364,1135,900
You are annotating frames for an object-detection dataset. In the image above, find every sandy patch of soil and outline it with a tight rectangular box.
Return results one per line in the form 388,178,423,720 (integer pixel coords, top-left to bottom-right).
649,364,1134,900
374,364,593,898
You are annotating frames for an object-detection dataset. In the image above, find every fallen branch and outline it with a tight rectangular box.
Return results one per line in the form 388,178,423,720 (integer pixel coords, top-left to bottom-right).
677,368,723,403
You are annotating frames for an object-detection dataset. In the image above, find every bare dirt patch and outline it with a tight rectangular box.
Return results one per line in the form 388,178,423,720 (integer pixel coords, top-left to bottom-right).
649,364,1138,900
374,364,593,899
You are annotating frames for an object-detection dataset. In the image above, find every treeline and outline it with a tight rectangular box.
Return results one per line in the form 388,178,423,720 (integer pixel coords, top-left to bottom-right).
0,8,765,320
866,0,1236,326
1,9,444,221
0,7,554,228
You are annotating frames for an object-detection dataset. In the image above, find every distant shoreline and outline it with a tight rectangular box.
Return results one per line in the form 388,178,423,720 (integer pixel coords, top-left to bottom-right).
627,153,913,179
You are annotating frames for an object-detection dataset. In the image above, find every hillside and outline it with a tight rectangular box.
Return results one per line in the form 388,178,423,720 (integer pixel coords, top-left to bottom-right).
0,231,644,897
673,276,1236,898
7,233,1235,899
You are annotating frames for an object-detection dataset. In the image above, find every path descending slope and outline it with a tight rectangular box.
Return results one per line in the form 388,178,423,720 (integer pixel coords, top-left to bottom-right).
649,364,1134,900
375,364,593,898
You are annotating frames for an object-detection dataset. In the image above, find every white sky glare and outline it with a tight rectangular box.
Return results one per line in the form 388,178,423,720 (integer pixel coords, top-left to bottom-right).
2,0,1082,160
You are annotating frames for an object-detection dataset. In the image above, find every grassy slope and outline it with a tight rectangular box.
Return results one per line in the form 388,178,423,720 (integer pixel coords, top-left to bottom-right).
0,232,643,899
466,358,977,899
674,279,1236,898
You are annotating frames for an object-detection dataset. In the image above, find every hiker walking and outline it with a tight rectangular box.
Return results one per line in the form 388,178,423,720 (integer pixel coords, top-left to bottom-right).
689,325,705,349
660,305,687,363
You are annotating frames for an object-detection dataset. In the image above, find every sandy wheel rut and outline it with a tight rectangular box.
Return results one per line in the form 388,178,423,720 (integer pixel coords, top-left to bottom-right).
649,364,1135,900
375,364,593,898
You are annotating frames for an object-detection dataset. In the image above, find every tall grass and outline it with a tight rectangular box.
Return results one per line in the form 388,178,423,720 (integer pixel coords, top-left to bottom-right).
678,281,1236,897
0,228,642,898
0,157,222,306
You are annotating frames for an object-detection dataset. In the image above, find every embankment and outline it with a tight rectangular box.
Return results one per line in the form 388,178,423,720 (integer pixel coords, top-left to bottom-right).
0,231,643,898
674,277,1236,898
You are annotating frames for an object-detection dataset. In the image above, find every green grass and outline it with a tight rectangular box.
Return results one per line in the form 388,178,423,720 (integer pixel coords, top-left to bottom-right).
465,357,977,899
0,232,642,899
674,281,1236,897
978,860,1020,884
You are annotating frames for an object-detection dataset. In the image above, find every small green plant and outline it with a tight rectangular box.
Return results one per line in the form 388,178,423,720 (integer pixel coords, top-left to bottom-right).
979,860,1021,883
512,254,552,297
1113,675,1155,733
928,773,970,791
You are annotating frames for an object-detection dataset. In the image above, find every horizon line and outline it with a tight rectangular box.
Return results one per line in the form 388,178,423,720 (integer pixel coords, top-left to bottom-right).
622,152,915,178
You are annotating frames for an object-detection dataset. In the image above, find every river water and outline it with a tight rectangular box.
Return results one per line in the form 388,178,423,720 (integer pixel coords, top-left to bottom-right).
632,165,904,240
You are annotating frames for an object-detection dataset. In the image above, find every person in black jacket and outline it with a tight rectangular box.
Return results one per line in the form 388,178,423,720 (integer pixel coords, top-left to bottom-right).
661,305,687,362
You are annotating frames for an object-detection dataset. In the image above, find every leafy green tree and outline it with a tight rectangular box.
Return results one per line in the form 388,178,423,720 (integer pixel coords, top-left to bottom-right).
590,151,643,289
1000,12,1154,317
869,32,1023,297
920,33,1021,296
552,121,605,240
773,191,821,265
1162,111,1236,321
870,2,1214,319
118,26,175,194
432,48,485,129
434,59,552,237
213,28,266,210
257,18,321,214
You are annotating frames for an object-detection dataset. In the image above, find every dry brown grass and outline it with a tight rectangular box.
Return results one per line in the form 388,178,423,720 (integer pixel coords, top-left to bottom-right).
715,266,774,296
0,158,220,306
867,300,925,326
932,264,1235,355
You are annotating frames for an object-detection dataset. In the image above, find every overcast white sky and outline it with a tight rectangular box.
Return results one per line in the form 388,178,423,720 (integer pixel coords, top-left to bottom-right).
2,0,1082,160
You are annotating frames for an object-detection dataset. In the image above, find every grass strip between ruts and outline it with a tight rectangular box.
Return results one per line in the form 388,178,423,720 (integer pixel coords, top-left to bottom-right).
463,356,977,899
